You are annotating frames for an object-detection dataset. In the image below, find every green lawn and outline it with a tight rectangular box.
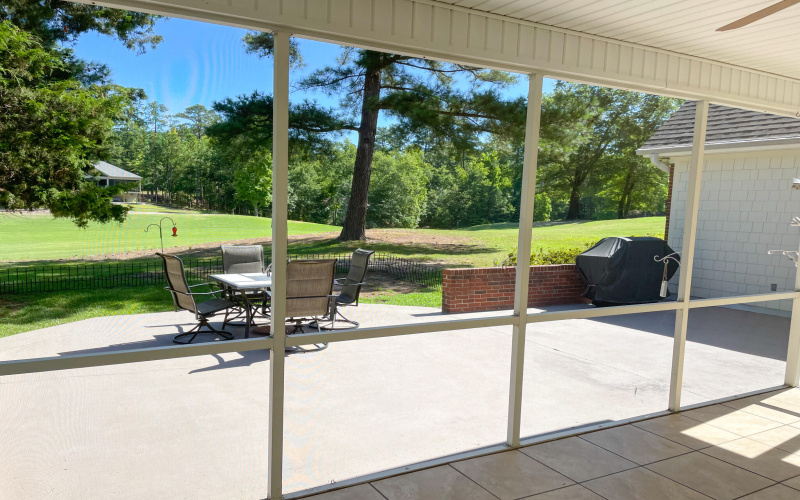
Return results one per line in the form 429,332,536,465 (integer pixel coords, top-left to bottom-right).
0,216,664,337
288,217,666,267
0,207,664,267
0,286,171,338
127,203,219,214
0,286,443,338
0,206,339,262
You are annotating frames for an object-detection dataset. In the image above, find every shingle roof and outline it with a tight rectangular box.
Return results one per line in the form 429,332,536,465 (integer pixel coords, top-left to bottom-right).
640,101,800,151
92,161,142,180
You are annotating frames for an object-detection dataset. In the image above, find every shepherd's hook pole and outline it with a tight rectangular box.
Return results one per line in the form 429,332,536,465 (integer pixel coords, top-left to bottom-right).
144,217,177,254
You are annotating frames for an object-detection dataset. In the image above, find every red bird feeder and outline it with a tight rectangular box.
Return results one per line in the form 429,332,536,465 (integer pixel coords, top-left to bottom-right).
145,217,178,254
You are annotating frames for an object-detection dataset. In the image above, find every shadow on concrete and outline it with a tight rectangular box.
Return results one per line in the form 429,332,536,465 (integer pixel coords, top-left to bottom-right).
591,307,789,361
56,319,327,373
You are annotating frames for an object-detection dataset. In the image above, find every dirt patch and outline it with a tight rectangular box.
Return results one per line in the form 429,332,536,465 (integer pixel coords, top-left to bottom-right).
24,227,488,265
0,298,24,317
357,270,431,297
365,228,475,247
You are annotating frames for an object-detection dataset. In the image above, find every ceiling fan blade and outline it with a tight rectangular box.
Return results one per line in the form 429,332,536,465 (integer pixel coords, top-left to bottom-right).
717,0,800,31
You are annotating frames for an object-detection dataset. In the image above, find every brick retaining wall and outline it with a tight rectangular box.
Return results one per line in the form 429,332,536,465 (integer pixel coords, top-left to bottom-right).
442,264,589,313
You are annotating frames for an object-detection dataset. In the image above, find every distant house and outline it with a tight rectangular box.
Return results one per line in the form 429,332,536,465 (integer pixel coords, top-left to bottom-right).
88,161,142,203
638,102,800,316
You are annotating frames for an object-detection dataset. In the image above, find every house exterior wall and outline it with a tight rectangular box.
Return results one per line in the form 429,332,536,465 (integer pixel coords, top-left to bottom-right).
667,150,800,315
115,192,139,203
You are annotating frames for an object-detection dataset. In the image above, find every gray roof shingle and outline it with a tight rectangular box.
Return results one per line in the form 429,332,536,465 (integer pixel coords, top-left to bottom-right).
640,101,800,151
92,161,142,180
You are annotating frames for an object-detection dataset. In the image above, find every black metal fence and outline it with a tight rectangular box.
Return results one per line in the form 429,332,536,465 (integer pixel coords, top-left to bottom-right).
0,253,442,295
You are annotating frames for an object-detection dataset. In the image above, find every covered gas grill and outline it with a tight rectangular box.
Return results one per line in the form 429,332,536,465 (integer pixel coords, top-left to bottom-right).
576,237,680,306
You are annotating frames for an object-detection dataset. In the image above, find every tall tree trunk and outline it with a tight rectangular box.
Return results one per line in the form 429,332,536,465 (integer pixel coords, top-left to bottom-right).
567,182,581,219
254,204,259,217
618,164,636,219
338,61,382,241
617,194,628,219
623,183,635,218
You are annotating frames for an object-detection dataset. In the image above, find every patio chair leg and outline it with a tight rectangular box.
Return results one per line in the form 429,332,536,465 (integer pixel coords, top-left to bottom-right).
223,305,259,328
223,307,242,327
173,318,234,344
333,308,359,327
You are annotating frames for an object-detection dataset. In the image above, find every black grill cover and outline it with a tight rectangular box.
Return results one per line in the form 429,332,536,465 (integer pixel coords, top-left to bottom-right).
575,237,679,306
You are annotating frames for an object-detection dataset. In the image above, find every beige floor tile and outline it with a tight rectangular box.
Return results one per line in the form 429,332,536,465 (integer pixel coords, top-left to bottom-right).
580,425,691,465
749,425,800,454
723,395,800,424
633,414,741,450
771,389,800,407
520,436,637,482
371,465,497,500
304,484,385,500
451,450,572,500
738,484,800,499
700,437,800,481
524,484,605,499
646,451,774,500
582,467,710,500
783,474,800,490
681,404,783,436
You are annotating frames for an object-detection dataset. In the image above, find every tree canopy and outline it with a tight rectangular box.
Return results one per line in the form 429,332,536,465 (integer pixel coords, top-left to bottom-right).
0,21,135,226
538,82,681,219
0,0,162,52
0,2,162,226
243,35,527,240
1,17,681,231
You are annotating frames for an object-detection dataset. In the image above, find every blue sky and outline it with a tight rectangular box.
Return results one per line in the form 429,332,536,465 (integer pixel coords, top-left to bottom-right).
72,17,554,121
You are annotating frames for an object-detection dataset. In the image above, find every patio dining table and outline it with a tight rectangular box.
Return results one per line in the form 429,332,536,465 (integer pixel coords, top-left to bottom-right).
209,273,272,338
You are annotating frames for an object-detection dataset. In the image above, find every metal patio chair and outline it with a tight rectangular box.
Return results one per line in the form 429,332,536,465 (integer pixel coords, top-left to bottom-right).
313,248,374,330
220,245,270,327
280,259,337,335
157,253,236,344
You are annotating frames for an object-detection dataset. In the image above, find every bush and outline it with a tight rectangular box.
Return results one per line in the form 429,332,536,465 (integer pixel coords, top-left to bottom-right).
497,233,666,267
499,242,594,266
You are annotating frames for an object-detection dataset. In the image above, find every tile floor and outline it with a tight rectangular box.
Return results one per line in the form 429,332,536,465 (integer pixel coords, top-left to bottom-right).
302,388,800,500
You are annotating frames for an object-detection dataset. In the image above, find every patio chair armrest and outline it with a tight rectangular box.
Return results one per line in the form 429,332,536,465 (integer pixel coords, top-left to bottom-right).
334,279,366,286
167,288,222,297
189,282,225,296
188,282,221,290
187,290,224,296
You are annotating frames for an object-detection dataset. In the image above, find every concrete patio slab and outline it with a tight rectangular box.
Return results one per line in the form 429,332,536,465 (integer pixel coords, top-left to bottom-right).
0,303,790,498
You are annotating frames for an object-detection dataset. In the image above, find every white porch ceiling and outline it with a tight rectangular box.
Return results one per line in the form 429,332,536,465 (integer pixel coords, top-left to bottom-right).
75,0,800,117
438,0,800,80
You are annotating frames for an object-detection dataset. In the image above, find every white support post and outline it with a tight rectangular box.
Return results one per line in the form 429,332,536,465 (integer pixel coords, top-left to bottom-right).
268,30,290,500
507,73,543,448
784,239,800,386
668,100,708,411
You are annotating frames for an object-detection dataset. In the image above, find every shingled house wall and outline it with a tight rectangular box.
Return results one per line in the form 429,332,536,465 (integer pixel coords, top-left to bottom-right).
442,265,589,313
665,151,800,316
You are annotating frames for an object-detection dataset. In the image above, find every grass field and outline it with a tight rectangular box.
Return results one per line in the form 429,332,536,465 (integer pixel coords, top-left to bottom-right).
0,207,664,266
0,212,664,337
0,204,339,262
0,284,443,338
288,217,666,267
